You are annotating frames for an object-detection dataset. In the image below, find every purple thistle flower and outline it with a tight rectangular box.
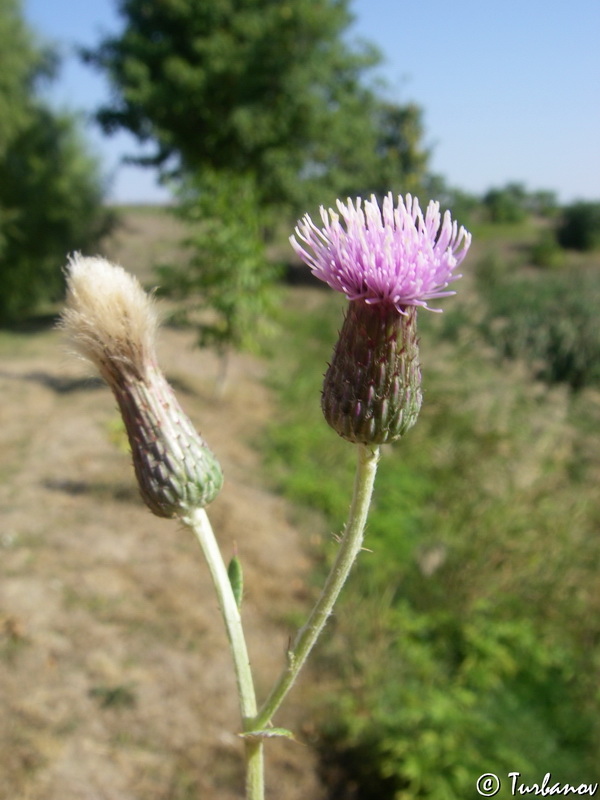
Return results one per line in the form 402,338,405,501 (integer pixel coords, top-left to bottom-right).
290,193,473,444
290,192,471,312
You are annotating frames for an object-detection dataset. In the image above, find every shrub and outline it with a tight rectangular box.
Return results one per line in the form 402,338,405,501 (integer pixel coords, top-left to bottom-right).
556,201,600,251
530,232,565,269
482,183,528,224
319,606,592,799
527,189,558,218
478,266,600,389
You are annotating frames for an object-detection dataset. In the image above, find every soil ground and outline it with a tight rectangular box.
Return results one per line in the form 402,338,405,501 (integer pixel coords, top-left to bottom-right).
0,210,328,800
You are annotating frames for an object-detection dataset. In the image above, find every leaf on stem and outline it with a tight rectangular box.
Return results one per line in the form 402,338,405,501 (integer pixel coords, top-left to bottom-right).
227,554,244,609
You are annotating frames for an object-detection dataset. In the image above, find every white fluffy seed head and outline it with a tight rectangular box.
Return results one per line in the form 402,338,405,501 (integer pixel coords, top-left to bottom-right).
60,253,158,383
60,254,223,517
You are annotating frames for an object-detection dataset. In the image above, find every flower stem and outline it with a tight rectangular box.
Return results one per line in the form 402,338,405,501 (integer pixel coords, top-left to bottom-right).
251,443,380,731
184,507,264,800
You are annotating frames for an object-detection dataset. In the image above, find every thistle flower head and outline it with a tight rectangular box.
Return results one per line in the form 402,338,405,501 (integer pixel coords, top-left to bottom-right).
291,192,471,312
290,194,472,445
60,254,223,517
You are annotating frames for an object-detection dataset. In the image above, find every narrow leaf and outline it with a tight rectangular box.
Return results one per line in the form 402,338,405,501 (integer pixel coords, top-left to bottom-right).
227,554,243,609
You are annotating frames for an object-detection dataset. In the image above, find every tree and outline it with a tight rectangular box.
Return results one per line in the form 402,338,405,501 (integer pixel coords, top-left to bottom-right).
156,169,281,391
556,201,600,251
424,175,479,225
84,0,430,369
0,0,112,324
0,0,52,156
482,182,529,224
83,0,428,211
371,101,429,196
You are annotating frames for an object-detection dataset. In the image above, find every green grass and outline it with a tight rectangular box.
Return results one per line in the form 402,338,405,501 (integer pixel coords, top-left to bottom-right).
0,326,59,356
89,683,137,709
476,256,600,388
261,271,600,797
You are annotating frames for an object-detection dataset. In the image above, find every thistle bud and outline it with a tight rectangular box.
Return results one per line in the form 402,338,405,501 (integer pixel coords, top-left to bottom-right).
322,301,421,444
60,254,223,517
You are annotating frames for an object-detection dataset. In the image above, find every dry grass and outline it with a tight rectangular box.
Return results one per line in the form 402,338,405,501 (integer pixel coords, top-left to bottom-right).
0,209,326,800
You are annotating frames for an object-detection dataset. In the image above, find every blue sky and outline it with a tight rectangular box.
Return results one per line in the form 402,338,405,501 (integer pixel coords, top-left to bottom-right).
24,0,600,204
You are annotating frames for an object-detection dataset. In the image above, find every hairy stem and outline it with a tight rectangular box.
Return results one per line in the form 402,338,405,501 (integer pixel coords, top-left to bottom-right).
185,508,264,800
252,443,380,730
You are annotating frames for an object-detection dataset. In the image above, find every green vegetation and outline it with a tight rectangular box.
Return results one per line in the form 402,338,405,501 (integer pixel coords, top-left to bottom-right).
89,683,137,710
2,0,599,786
556,201,600,252
84,0,429,213
482,182,530,224
529,231,565,269
86,0,431,360
156,171,281,368
262,225,600,796
476,253,600,389
0,0,111,325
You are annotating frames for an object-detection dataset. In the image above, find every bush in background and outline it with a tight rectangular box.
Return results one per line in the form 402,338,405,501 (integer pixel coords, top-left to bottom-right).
556,201,600,251
424,175,480,228
482,182,529,224
529,232,565,269
476,256,600,389
527,188,559,218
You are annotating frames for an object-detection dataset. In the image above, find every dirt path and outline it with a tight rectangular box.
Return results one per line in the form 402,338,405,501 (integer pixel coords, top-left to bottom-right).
0,217,327,799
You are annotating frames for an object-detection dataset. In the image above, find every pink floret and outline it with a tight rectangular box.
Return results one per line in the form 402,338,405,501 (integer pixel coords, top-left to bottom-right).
290,192,472,312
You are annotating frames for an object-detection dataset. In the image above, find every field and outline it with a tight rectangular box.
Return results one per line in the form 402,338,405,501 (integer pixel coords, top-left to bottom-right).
1,207,599,800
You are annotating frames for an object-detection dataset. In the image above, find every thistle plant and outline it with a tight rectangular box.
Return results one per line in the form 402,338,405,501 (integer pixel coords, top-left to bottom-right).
60,194,471,800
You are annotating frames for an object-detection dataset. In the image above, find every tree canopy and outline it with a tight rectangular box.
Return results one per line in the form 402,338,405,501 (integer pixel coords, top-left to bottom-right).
0,0,111,323
84,0,429,209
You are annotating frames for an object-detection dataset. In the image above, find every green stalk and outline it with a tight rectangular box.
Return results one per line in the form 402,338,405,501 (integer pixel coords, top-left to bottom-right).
184,507,264,800
251,443,380,730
